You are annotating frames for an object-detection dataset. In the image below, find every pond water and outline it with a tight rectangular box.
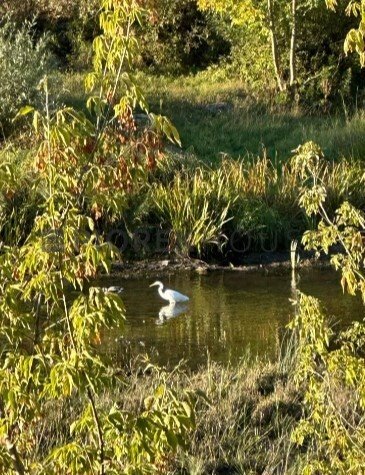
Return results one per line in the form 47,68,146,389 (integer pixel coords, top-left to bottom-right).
99,268,364,368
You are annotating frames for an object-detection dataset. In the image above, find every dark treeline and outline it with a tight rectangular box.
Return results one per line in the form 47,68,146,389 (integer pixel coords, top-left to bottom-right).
1,0,365,110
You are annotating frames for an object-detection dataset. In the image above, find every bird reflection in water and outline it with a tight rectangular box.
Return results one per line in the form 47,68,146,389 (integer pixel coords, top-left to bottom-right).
156,303,188,325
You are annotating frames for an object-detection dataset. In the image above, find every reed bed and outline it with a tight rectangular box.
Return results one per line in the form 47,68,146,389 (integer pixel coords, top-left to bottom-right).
0,145,364,258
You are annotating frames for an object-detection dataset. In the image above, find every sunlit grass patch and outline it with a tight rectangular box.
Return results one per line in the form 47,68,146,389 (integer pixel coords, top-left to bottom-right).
140,72,365,163
56,70,365,163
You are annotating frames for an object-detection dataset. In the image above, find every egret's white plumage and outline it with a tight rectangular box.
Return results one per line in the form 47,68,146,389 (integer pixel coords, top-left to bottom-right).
150,281,189,304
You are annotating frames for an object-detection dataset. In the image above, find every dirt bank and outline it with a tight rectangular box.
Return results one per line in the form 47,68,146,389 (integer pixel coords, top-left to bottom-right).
111,251,331,279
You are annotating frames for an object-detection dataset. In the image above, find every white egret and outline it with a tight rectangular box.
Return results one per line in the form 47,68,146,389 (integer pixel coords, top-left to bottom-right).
102,286,124,294
150,281,189,304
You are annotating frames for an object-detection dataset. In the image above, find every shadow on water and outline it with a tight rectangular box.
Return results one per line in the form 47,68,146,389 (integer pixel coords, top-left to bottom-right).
98,268,364,369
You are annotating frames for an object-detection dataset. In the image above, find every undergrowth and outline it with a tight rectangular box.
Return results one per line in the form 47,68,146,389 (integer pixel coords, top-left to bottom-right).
29,353,302,474
0,143,364,259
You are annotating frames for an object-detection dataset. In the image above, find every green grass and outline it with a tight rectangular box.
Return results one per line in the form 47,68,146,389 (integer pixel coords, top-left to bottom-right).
148,154,365,258
1,139,364,258
3,71,362,259
25,326,365,473
59,69,365,163
139,71,365,163
31,352,302,474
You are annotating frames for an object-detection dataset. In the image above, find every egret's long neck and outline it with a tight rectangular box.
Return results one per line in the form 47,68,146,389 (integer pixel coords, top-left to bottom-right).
157,283,165,299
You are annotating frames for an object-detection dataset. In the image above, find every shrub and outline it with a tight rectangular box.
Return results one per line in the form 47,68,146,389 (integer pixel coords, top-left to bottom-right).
137,0,230,74
0,18,54,135
0,2,196,472
289,141,365,473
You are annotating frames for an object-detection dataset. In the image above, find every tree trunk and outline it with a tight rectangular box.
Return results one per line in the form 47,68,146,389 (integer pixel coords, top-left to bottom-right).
267,0,285,91
289,0,297,86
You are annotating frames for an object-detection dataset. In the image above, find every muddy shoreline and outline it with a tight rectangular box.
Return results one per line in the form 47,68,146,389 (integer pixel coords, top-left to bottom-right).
110,251,332,279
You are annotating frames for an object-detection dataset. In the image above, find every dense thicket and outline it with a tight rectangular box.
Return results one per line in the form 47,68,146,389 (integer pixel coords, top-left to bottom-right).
294,1,363,110
1,0,364,108
137,0,230,74
0,0,99,68
197,0,365,107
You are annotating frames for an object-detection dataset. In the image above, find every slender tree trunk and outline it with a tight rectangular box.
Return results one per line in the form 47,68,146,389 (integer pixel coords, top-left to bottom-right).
267,0,285,91
289,0,297,86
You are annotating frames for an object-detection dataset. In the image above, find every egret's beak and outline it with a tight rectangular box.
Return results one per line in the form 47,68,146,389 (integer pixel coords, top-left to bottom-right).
150,281,161,288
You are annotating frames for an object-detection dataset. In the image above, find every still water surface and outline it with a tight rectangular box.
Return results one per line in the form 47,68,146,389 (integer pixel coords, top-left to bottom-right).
100,269,364,368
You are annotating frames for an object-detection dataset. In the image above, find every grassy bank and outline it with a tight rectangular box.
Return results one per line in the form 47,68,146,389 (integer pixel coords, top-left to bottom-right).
31,352,302,474
2,141,364,260
30,324,365,474
58,71,365,163
6,69,360,265
140,71,365,163
2,95,364,266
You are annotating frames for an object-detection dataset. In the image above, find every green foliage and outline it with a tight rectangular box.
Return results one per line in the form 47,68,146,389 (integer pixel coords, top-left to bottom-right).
0,148,42,245
103,367,195,474
289,293,365,474
198,0,364,106
152,168,231,255
294,141,365,298
143,149,364,257
1,132,364,260
197,0,279,92
0,0,100,68
0,18,54,134
136,0,230,74
198,0,264,25
0,0,97,21
326,0,365,66
224,24,275,93
0,1,194,473
295,0,360,111
288,140,365,474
